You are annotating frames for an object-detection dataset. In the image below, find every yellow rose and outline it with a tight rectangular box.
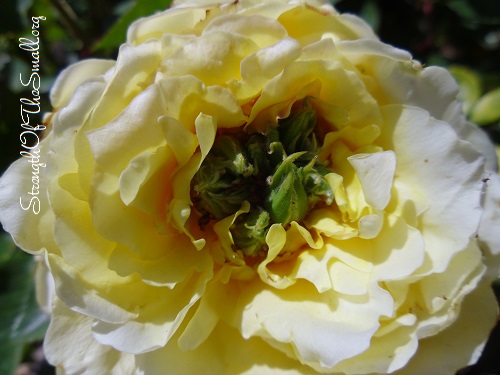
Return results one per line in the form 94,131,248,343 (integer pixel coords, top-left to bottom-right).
1,0,499,374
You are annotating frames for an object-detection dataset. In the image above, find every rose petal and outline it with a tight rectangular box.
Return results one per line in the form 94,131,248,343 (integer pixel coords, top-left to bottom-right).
238,281,393,369
50,59,115,110
47,254,138,324
478,173,500,279
127,7,209,45
395,280,498,375
348,150,396,212
381,105,484,274
136,320,317,375
44,298,136,375
204,13,288,47
92,262,213,354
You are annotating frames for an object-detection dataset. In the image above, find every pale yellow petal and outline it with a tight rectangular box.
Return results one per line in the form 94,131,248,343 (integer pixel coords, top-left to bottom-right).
168,113,218,249
45,298,136,375
380,105,484,274
47,254,138,324
127,7,209,45
237,281,393,370
92,263,213,354
347,150,396,211
49,59,115,110
395,280,498,375
257,224,293,288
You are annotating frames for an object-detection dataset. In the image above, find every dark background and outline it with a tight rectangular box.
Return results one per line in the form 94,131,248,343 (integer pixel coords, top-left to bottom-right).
0,0,499,374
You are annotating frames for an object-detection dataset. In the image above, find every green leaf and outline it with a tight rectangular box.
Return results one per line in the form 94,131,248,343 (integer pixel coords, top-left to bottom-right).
470,87,500,125
93,0,173,52
360,0,380,32
0,233,16,265
449,65,482,116
0,236,50,375
446,0,500,25
0,0,25,33
446,0,478,20
0,342,24,375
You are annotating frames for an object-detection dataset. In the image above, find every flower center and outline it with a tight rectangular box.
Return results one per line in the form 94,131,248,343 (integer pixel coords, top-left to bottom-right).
191,98,334,257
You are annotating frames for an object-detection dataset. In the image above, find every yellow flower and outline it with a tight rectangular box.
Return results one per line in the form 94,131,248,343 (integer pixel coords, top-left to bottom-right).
0,0,499,374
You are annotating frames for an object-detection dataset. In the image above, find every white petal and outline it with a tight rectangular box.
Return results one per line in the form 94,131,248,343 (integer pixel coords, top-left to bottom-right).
348,150,396,212
35,255,55,314
395,280,498,375
381,105,484,274
371,214,425,282
0,156,49,252
458,122,498,173
478,173,500,279
358,213,383,239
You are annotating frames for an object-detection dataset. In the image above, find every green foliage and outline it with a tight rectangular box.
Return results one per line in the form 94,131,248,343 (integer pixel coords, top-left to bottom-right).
359,0,380,31
0,234,50,375
470,87,500,125
446,0,500,26
449,65,482,116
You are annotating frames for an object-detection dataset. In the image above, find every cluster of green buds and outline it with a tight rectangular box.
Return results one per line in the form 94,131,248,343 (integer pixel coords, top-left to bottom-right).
191,98,334,257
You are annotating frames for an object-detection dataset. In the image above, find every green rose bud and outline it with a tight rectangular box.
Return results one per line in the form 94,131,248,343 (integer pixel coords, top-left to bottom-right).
278,98,317,157
246,134,272,176
209,135,254,177
265,152,308,226
231,208,270,257
192,163,250,219
301,165,334,208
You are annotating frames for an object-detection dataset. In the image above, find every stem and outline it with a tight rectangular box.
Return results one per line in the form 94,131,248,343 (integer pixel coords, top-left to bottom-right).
48,0,90,51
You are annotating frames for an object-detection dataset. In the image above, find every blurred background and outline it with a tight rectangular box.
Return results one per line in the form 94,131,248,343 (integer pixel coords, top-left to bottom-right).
0,0,499,374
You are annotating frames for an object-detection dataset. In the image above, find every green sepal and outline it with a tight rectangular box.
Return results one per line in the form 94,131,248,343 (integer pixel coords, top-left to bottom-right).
278,98,318,156
301,167,334,208
247,134,272,176
192,161,250,220
231,208,270,257
209,135,254,177
192,135,256,219
265,152,308,226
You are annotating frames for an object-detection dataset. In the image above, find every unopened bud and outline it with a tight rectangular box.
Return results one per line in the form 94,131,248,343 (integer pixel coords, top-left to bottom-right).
265,152,308,226
231,208,270,256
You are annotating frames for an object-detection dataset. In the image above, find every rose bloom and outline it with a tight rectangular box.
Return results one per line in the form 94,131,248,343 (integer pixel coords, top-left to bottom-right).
1,0,500,374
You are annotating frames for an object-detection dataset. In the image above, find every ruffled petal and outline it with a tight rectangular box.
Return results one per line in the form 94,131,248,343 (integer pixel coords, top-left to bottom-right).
0,153,50,252
92,260,213,353
380,105,484,274
347,151,396,212
478,173,500,279
44,298,136,375
237,281,393,370
135,320,318,375
49,59,115,110
127,7,210,45
395,280,498,375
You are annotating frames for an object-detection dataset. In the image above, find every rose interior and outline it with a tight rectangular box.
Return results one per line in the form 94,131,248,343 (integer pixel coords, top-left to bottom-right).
191,97,335,261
